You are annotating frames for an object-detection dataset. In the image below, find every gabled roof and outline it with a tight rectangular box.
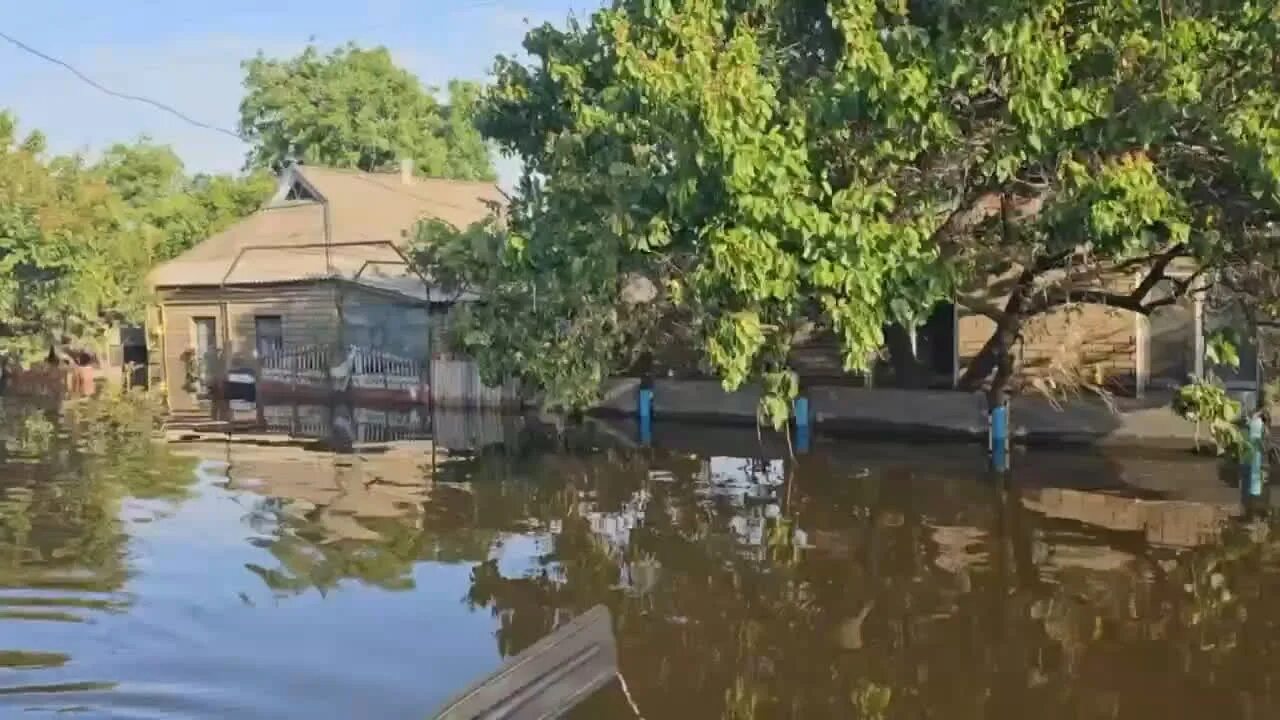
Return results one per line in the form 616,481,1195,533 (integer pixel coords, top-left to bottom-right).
149,165,504,295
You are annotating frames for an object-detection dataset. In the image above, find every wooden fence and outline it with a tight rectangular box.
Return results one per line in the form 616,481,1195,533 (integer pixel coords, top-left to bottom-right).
2,365,100,400
4,366,68,399
430,357,522,409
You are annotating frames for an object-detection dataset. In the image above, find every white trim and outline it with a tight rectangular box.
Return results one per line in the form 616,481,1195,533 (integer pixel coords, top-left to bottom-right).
1193,293,1205,379
265,164,328,208
952,300,961,388
1133,272,1148,397
1135,312,1148,397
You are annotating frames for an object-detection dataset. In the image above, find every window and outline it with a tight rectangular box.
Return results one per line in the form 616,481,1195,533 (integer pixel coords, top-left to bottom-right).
255,316,283,356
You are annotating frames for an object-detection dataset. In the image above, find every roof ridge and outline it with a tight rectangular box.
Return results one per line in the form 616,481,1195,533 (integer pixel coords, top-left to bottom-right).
294,164,501,188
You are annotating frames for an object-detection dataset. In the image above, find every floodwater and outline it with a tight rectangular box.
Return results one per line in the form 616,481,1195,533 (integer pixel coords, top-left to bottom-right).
2,402,1278,719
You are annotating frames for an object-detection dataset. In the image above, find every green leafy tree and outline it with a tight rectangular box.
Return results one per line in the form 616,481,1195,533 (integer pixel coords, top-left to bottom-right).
414,0,1280,422
0,113,143,358
0,118,270,359
92,140,274,261
239,44,496,180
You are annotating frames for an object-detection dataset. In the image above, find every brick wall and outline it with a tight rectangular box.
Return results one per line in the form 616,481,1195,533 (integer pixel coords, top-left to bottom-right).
958,299,1139,390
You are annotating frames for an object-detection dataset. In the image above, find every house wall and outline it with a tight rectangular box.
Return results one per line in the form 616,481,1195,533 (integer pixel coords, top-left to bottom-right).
339,286,431,361
958,303,1138,387
156,283,341,411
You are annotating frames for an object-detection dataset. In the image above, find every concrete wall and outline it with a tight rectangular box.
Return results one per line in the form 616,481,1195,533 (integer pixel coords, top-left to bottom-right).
592,377,1234,450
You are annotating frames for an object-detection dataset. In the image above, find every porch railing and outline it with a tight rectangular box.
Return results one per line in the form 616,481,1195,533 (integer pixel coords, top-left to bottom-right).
257,344,424,394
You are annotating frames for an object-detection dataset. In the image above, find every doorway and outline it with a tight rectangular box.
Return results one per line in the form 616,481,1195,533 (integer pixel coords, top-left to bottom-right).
192,317,218,397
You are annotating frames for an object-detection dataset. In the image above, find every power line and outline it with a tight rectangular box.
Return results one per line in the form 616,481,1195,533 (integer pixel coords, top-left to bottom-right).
0,29,246,142
0,0,592,146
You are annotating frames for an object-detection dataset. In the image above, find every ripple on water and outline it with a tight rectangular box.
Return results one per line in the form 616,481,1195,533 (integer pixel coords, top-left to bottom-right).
0,595,129,612
0,650,70,669
0,610,86,623
0,594,129,629
0,681,116,696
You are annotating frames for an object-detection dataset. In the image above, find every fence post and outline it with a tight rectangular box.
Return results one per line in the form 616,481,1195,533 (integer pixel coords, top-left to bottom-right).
989,403,1009,473
793,396,811,454
638,387,653,446
1244,413,1266,499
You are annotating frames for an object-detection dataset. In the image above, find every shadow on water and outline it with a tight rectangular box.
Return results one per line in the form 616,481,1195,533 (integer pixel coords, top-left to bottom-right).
3,397,1280,718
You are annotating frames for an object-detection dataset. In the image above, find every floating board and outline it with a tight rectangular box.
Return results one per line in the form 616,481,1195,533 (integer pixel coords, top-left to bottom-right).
432,605,618,720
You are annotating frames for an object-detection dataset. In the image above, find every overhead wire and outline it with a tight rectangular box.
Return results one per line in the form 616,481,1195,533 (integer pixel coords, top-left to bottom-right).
0,29,247,142
0,0,603,144
0,14,522,204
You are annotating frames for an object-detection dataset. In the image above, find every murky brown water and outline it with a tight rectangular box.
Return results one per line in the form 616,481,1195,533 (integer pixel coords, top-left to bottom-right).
2,403,1278,718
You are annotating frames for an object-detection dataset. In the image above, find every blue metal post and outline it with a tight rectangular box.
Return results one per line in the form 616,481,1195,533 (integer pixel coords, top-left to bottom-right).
793,396,810,454
989,404,1009,473
638,388,653,446
1245,414,1265,498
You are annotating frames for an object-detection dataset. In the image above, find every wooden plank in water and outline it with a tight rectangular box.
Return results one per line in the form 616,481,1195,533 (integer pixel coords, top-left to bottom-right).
432,605,618,720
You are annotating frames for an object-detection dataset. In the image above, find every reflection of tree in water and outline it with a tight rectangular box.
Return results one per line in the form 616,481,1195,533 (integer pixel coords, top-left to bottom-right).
244,480,511,595
447,447,1280,720
0,395,196,595
241,444,624,596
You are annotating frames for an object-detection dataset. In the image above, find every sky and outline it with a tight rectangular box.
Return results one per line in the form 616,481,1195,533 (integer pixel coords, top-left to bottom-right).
0,0,595,191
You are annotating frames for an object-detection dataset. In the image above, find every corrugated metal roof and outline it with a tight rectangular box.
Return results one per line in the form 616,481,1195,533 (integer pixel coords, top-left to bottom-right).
149,165,503,295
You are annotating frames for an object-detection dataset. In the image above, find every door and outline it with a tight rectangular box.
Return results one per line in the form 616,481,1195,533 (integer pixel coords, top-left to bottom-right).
193,317,218,397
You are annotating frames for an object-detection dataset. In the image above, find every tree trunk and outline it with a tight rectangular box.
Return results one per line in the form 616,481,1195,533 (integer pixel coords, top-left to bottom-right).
957,276,1034,405
988,328,1017,408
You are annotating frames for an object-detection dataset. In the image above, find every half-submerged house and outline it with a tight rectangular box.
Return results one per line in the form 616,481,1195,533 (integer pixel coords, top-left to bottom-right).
147,162,504,412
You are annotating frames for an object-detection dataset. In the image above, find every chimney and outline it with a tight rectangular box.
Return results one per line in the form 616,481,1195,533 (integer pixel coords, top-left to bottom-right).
400,157,414,185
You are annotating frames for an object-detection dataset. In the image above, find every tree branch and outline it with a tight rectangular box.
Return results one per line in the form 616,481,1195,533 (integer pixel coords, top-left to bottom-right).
1032,244,1199,315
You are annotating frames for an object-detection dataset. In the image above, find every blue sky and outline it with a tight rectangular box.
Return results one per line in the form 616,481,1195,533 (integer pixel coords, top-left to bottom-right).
0,0,594,189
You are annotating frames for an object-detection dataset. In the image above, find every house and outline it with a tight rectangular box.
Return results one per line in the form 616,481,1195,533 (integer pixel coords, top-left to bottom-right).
878,281,1265,400
147,162,505,412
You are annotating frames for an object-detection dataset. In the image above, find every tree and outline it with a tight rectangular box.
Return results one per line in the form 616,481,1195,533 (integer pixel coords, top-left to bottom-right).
0,117,270,361
0,112,144,358
414,0,1280,423
239,44,496,180
92,140,274,261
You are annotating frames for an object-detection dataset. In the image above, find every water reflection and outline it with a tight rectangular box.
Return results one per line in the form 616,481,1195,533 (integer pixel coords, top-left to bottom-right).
2,401,1278,718
436,444,1278,720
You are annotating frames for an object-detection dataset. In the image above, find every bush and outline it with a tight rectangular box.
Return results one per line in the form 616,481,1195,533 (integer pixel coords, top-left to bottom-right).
1173,379,1246,457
